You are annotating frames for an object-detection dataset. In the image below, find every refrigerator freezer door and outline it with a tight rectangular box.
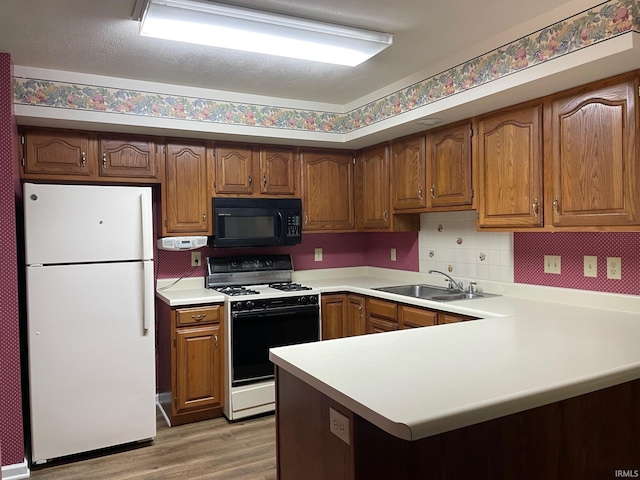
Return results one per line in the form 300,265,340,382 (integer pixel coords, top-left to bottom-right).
27,262,156,463
24,183,153,265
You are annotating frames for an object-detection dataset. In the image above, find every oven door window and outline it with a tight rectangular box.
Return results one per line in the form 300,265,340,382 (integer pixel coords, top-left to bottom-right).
232,305,319,387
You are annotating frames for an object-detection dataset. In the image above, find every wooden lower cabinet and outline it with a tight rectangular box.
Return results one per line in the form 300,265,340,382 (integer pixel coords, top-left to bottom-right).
440,312,475,324
321,294,367,339
157,302,225,426
366,298,398,333
399,305,438,328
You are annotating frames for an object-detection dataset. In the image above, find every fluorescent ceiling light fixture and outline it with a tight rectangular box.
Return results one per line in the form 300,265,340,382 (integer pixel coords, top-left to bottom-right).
139,0,393,66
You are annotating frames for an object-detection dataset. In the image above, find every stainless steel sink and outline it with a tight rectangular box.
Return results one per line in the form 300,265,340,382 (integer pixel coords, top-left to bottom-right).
373,284,497,302
373,284,451,298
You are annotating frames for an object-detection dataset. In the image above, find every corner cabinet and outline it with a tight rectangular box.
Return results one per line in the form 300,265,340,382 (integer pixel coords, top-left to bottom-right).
301,150,355,231
162,141,211,236
321,294,367,340
391,135,426,210
157,302,225,426
426,121,473,209
477,102,544,229
546,73,639,227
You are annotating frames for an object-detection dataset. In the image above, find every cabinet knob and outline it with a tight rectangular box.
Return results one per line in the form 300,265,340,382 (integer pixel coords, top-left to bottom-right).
418,188,423,200
263,175,267,187
532,198,539,217
191,314,207,321
430,185,435,199
553,197,559,216
248,175,253,186
214,334,219,349
81,151,86,167
102,152,107,167
382,209,387,222
305,214,309,224
203,212,207,222
358,305,363,318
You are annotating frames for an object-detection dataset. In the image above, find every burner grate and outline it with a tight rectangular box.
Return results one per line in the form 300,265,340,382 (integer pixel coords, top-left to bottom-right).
269,282,312,292
214,286,259,296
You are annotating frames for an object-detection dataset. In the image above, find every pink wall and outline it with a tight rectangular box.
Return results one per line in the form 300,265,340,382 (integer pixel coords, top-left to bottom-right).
0,52,25,467
514,232,639,295
156,231,419,279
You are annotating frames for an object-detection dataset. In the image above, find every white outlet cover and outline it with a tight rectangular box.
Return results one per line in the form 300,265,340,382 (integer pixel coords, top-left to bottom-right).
607,257,622,280
329,407,350,445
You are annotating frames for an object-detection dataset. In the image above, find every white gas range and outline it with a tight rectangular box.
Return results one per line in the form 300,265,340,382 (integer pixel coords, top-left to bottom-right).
205,254,321,420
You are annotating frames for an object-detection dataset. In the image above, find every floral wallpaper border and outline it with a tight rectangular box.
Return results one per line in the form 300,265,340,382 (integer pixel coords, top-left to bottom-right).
13,0,639,135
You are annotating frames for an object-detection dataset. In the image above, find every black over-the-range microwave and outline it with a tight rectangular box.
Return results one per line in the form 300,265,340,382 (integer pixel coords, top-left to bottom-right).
208,197,303,248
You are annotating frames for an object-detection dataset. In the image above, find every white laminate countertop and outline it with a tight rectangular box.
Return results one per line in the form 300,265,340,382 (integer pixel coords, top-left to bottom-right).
156,277,225,306
269,267,640,441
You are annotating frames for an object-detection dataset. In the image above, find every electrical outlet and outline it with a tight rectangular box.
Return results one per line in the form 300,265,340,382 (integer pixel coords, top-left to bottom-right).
191,251,201,267
544,255,561,274
314,248,323,262
583,256,597,278
329,407,350,445
391,248,397,261
607,257,622,280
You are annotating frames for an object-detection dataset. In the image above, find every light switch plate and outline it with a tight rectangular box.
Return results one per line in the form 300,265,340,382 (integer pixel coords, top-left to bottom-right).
583,256,597,278
314,248,323,262
607,257,621,280
391,248,397,261
544,255,561,274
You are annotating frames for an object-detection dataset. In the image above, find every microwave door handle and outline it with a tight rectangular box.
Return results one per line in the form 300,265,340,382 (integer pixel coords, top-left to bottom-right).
277,211,286,244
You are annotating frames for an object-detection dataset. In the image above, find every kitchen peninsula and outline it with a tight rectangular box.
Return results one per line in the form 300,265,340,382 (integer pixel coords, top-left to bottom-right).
270,272,640,480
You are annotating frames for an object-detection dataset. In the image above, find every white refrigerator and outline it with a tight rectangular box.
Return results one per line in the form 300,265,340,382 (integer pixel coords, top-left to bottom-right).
24,182,157,464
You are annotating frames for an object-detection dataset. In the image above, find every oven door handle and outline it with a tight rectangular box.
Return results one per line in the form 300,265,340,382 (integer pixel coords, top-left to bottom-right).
232,304,318,319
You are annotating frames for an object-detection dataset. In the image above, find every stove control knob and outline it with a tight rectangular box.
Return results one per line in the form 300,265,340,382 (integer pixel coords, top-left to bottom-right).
245,301,255,309
309,296,318,305
234,301,244,310
298,296,308,304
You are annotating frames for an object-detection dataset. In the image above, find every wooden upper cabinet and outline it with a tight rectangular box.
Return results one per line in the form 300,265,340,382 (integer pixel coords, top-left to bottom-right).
301,150,355,231
23,129,93,176
214,144,256,195
477,102,544,228
391,135,426,210
260,147,297,195
163,142,210,235
547,74,639,227
357,145,390,230
427,121,473,208
98,136,156,178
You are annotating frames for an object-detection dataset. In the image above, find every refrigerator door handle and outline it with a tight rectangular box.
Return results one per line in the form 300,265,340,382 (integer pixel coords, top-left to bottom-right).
141,192,152,260
143,261,154,331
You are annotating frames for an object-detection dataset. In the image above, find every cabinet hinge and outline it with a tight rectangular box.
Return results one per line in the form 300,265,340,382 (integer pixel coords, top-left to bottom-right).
20,135,25,145
156,165,159,173
471,188,474,199
352,157,356,165
213,181,217,189
174,397,177,407
21,158,25,167
173,338,176,347
164,219,168,227
469,128,473,138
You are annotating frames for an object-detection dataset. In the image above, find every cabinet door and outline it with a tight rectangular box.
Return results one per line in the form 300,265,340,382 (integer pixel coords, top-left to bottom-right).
368,317,398,334
175,324,223,414
98,136,157,178
477,103,543,228
164,142,210,235
440,312,475,324
391,135,426,210
347,295,366,336
301,151,355,231
214,144,255,194
357,145,390,230
367,298,398,333
399,305,437,329
427,122,473,208
321,294,348,340
549,75,639,226
24,130,92,176
260,147,297,195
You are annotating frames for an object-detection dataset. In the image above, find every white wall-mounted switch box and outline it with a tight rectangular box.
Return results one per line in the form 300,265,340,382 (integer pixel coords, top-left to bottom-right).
544,255,561,274
315,248,323,262
391,248,397,261
583,256,597,278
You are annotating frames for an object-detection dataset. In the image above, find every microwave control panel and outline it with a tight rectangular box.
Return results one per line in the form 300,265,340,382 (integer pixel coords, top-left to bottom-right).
286,214,301,237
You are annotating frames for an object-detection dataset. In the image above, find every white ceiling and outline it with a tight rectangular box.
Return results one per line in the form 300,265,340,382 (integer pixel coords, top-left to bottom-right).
1,0,577,105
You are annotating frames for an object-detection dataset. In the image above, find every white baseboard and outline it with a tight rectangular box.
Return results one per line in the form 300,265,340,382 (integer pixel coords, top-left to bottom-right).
2,459,30,480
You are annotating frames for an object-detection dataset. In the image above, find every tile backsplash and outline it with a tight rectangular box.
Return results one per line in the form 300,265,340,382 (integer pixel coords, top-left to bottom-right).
418,211,514,282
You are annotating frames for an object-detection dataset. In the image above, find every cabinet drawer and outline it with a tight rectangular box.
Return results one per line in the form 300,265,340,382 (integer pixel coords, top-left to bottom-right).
176,305,223,327
367,298,397,320
440,312,475,324
369,317,398,334
399,305,437,328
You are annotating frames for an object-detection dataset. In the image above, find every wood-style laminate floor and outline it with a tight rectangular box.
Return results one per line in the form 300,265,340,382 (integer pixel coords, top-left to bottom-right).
29,410,277,480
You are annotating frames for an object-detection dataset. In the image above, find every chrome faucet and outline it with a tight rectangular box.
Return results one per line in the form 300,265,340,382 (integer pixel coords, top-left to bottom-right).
428,270,464,292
